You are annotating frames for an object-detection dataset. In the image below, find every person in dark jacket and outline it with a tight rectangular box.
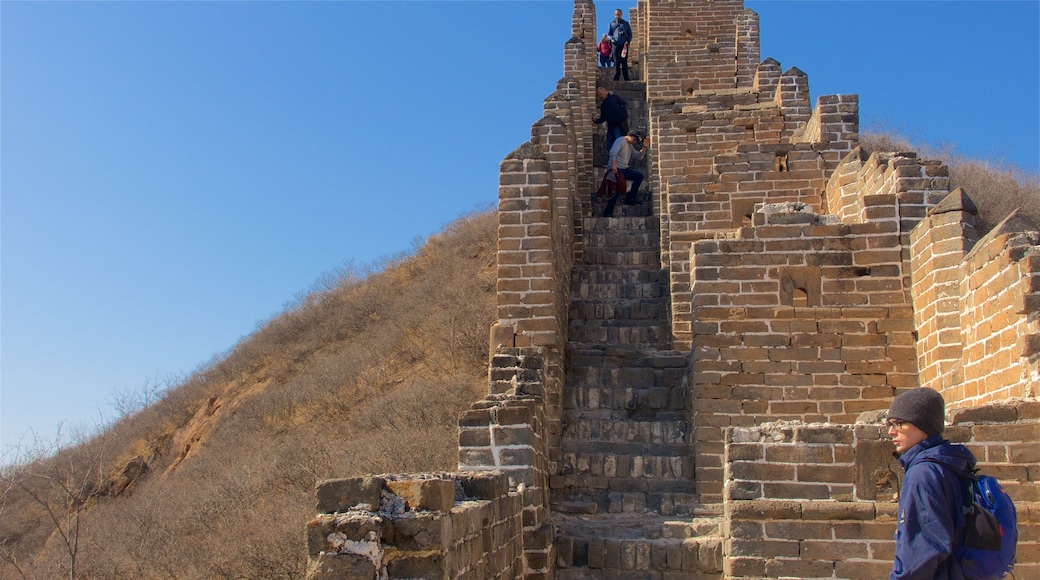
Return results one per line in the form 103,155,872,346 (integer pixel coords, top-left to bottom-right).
608,8,632,81
887,388,976,580
594,87,628,153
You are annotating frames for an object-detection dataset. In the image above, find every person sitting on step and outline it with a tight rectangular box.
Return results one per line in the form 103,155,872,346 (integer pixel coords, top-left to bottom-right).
603,130,650,218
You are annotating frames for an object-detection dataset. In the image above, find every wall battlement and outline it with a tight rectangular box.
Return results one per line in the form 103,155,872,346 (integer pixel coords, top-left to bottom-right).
307,1,1038,577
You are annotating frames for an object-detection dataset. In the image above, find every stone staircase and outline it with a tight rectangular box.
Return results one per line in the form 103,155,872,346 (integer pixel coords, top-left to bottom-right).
551,103,724,574
554,516,723,579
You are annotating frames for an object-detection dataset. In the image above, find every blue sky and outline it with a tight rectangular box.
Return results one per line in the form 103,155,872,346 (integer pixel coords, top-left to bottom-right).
2,1,1038,451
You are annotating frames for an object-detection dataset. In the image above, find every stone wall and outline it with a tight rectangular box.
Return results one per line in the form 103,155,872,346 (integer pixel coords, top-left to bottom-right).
725,402,1040,579
958,218,1040,405
909,183,1040,407
457,348,558,578
691,205,918,502
639,0,758,99
650,76,857,351
491,147,563,353
305,472,524,579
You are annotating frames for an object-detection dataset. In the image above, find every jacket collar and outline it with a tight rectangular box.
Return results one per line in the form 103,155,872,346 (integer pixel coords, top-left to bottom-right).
897,434,945,469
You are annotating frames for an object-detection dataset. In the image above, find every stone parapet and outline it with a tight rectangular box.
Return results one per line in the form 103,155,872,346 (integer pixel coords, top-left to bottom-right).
305,472,523,580
725,409,1040,579
824,149,950,231
958,214,1040,406
459,346,559,577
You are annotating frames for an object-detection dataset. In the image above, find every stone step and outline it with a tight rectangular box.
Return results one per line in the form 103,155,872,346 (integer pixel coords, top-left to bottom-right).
569,297,669,321
555,514,721,539
571,281,665,301
553,514,724,578
565,353,689,389
565,362,685,388
558,448,693,479
582,247,660,267
582,224,657,242
584,214,659,232
586,217,657,238
568,321,671,347
564,385,686,413
572,267,668,286
561,436,690,457
566,363,656,387
551,479,700,518
566,346,689,369
589,194,655,218
561,415,687,445
583,229,658,250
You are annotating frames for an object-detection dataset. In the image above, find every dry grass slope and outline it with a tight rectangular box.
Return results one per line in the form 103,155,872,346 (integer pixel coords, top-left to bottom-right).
0,209,497,579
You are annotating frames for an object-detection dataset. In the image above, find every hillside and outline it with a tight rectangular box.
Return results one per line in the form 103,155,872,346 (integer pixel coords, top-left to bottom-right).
0,210,497,579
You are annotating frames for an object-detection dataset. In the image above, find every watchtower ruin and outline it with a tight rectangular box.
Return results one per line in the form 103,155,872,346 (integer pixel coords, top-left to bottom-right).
306,1,1039,578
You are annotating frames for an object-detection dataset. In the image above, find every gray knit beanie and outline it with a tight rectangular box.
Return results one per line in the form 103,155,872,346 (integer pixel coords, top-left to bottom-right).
887,388,946,436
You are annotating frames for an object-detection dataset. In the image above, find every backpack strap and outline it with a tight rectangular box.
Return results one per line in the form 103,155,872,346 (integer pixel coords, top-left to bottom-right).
918,458,976,512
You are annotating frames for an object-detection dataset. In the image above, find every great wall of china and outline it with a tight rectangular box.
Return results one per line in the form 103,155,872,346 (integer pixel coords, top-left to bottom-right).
304,1,1039,578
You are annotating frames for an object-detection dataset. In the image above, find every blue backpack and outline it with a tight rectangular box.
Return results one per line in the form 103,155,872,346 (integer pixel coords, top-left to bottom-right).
925,459,1018,580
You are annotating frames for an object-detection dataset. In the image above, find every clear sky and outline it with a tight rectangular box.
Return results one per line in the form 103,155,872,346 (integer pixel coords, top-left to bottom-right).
2,1,1038,452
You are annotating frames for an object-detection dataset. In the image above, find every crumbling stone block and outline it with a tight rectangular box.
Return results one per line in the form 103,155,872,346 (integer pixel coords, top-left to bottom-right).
315,476,385,513
386,478,455,512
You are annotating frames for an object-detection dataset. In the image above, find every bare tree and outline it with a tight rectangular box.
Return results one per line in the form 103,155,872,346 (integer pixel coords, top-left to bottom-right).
0,422,112,580
107,373,182,419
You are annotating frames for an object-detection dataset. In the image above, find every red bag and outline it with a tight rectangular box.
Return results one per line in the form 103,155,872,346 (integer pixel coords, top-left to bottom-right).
596,170,626,199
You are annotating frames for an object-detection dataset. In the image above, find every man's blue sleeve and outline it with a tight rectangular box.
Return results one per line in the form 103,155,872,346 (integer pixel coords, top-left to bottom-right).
890,464,958,580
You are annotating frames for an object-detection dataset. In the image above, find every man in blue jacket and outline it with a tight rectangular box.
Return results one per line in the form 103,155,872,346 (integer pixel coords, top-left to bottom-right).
887,388,976,579
608,8,632,81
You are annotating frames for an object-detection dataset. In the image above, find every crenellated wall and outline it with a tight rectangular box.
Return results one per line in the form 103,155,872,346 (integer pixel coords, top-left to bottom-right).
910,189,981,394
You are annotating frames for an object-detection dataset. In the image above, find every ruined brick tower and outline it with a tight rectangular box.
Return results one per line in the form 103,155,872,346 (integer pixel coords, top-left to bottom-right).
306,1,1039,578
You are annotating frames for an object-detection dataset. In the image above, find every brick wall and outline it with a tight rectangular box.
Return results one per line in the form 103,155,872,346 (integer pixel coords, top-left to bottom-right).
958,217,1040,406
305,472,523,579
640,0,752,99
690,203,919,501
823,149,950,230
910,189,980,393
726,407,1040,579
458,347,558,578
910,189,1040,406
649,71,858,350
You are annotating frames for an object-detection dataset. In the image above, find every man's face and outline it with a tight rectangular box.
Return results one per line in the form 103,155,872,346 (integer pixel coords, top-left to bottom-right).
615,10,622,20
597,88,608,100
887,419,928,454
